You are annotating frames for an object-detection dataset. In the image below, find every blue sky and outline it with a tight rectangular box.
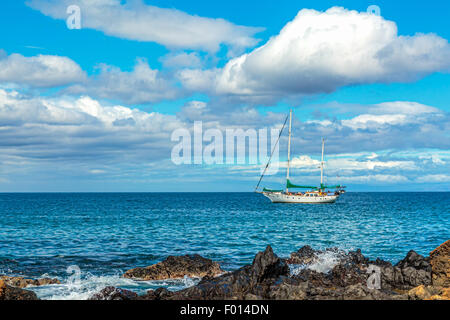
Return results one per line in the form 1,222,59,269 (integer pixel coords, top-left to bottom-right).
0,0,449,192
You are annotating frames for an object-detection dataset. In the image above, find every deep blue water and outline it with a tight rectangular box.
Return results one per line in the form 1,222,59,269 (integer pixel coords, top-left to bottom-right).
0,192,449,299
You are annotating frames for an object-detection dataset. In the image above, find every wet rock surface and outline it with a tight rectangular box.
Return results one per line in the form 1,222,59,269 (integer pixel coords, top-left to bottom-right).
375,250,432,291
286,245,317,265
123,254,224,281
0,275,60,288
88,286,138,300
0,280,39,300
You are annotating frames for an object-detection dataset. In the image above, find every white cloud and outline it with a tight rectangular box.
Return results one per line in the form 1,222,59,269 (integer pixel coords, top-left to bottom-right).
290,155,321,168
338,174,409,183
160,52,203,69
0,90,449,190
0,51,85,88
332,158,416,171
374,101,441,115
66,59,181,104
340,101,444,129
181,7,450,103
431,155,445,165
27,0,263,54
177,68,218,92
256,172,411,185
418,153,448,166
341,114,408,129
0,89,185,162
278,155,417,172
281,101,450,156
334,101,445,130
177,100,209,122
0,51,183,104
416,174,450,183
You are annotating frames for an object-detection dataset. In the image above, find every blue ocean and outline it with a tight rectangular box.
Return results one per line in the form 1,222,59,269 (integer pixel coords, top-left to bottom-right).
0,192,449,299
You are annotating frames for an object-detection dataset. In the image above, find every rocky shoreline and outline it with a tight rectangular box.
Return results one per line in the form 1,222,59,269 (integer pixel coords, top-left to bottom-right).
0,276,60,300
1,240,449,300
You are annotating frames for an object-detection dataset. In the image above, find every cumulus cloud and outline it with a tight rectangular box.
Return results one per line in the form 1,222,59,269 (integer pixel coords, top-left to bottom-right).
178,100,449,157
178,68,218,92
338,101,444,130
416,174,450,183
0,90,448,189
0,90,286,166
0,50,85,88
337,174,409,183
262,151,449,186
0,51,182,104
180,7,450,103
66,59,181,104
290,101,450,155
160,52,203,69
0,90,288,190
27,0,263,54
283,155,417,172
431,156,445,165
2,93,446,160
177,100,210,122
0,89,184,163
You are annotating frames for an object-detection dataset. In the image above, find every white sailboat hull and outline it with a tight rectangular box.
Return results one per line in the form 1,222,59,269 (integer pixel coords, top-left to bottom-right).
263,192,339,204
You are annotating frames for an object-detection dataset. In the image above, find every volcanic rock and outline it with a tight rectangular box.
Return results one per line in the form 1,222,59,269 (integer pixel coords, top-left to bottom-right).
144,245,289,300
429,240,450,287
0,275,60,288
91,240,450,301
123,254,223,281
286,245,317,264
375,250,432,290
88,286,138,300
0,280,39,300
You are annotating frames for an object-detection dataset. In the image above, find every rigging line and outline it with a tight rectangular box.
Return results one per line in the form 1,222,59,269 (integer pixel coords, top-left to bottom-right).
254,114,289,192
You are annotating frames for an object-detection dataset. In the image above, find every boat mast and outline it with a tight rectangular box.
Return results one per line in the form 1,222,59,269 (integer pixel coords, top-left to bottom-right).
286,109,292,193
320,138,325,189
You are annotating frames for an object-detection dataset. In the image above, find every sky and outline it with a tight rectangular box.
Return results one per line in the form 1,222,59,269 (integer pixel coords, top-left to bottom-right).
0,0,449,192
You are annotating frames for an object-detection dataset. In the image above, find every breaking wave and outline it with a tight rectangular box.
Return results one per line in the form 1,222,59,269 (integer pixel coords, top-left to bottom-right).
28,273,200,300
289,250,344,276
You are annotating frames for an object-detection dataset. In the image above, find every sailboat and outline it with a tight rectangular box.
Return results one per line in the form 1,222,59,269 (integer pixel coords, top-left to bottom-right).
255,109,346,204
